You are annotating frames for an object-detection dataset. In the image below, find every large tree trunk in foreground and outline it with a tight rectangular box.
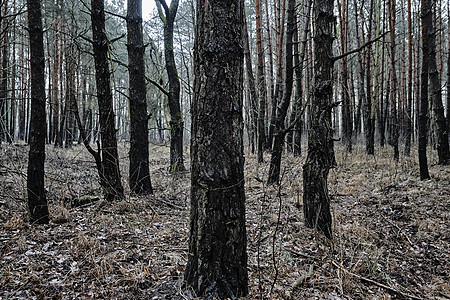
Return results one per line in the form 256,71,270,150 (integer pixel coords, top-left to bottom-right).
156,0,185,172
127,0,153,194
303,0,335,239
27,0,49,224
184,0,248,298
91,0,124,201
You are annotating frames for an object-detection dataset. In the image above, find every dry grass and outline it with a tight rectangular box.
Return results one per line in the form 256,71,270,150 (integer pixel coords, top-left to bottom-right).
0,141,449,299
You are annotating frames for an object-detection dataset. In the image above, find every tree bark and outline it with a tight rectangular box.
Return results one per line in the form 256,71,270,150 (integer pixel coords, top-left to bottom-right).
364,0,375,155
255,0,267,163
184,0,248,297
426,0,450,165
91,0,125,201
127,0,153,194
419,0,431,180
303,0,336,239
27,0,49,224
156,0,185,172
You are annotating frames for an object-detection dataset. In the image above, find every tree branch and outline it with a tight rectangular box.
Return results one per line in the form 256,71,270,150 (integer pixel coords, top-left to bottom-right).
145,76,169,96
332,31,390,62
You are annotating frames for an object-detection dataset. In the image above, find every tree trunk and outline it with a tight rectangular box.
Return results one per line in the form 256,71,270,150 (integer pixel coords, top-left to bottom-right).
255,0,267,163
267,0,295,185
268,0,286,150
91,0,125,201
338,0,352,152
243,9,258,155
127,0,153,194
427,0,450,165
184,0,248,298
303,0,336,239
27,0,49,224
389,0,399,161
156,0,185,172
0,2,8,144
364,0,375,155
404,0,413,156
419,0,431,180
353,0,365,140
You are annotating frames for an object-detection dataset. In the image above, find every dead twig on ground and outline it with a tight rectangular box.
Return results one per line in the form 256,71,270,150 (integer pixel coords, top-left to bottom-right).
331,260,423,300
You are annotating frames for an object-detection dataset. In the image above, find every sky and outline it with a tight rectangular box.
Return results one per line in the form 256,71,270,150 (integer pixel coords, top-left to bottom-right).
142,1,156,20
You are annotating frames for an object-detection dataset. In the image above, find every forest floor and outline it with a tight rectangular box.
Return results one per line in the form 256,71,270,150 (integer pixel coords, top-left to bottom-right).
0,141,449,299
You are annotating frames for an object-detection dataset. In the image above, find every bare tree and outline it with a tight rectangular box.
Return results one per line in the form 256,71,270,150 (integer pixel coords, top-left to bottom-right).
90,0,125,201
267,0,295,185
419,0,431,180
255,0,268,163
155,0,185,172
184,0,248,297
27,0,49,224
303,0,336,239
127,0,153,194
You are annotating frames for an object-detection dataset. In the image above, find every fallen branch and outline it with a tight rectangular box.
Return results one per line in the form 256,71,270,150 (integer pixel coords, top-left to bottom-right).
284,264,314,299
331,261,423,300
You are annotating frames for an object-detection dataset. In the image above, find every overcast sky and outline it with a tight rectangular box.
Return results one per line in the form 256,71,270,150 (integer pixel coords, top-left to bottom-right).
142,1,155,20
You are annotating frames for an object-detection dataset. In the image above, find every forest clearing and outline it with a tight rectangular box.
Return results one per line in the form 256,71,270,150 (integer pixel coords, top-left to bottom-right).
1,142,448,299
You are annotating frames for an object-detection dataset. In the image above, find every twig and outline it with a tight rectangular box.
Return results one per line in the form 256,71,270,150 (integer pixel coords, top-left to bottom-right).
284,248,317,260
284,265,314,299
331,260,423,300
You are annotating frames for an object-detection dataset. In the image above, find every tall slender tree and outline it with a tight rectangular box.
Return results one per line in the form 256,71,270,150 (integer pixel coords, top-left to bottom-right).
267,0,295,184
404,0,413,156
155,0,185,172
419,0,431,180
27,0,49,224
388,0,399,161
426,0,450,164
303,0,336,238
184,0,248,297
91,0,125,201
127,0,153,194
243,9,258,155
255,0,267,163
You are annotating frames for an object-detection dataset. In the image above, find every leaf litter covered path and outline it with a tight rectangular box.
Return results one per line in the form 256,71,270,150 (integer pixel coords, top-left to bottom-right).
0,143,449,299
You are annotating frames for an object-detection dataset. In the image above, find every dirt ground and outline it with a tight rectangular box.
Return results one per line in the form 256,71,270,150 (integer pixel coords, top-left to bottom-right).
0,142,449,299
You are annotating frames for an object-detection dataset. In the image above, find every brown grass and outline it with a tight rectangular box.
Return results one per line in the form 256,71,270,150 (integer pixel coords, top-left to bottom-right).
0,141,448,299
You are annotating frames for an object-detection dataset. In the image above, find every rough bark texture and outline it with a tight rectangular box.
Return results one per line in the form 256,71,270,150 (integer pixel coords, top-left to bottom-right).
156,0,185,172
255,0,267,163
426,0,450,165
302,0,335,239
91,0,125,201
127,0,153,194
419,0,431,180
364,0,375,155
184,0,248,298
267,0,295,185
27,0,49,224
